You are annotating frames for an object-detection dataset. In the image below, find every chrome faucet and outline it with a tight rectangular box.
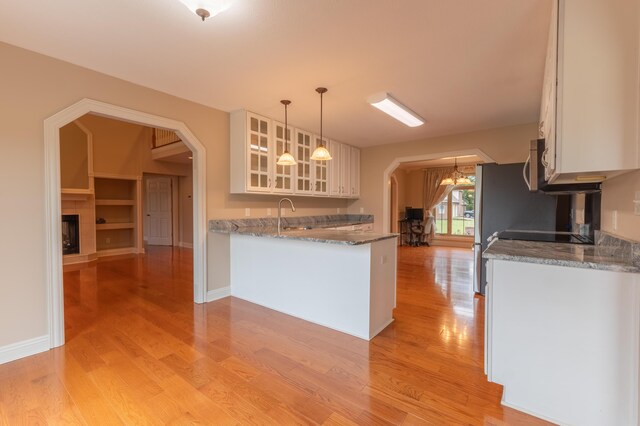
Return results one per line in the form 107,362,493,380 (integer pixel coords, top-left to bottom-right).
277,198,296,234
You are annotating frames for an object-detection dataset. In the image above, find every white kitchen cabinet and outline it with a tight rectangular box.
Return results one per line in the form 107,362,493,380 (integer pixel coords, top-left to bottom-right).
312,135,329,196
230,111,281,194
541,0,640,183
349,146,360,197
485,258,639,425
295,129,313,194
231,109,360,198
272,120,295,193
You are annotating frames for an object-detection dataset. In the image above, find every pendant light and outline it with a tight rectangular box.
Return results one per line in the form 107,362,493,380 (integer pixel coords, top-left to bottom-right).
441,157,472,186
276,100,297,166
310,87,333,161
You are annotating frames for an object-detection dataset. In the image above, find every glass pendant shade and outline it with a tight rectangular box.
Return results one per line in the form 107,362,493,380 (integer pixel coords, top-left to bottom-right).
310,145,332,161
311,87,332,161
277,151,297,166
276,99,297,166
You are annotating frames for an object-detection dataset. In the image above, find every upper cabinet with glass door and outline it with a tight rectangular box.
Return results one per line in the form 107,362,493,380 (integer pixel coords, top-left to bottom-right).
312,135,329,196
272,120,295,193
230,109,360,198
295,129,313,194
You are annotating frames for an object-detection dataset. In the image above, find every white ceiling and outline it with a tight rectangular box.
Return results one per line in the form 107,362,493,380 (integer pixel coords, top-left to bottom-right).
0,0,552,147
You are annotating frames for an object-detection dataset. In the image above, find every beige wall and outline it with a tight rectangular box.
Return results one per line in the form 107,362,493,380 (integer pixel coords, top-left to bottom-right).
601,169,640,241
404,170,423,210
349,123,539,232
59,122,89,189
0,41,347,349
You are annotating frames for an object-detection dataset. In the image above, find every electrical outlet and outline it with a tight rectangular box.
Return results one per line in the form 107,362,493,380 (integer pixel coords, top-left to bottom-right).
360,207,364,214
380,255,388,265
245,208,250,217
337,208,341,214
266,208,272,216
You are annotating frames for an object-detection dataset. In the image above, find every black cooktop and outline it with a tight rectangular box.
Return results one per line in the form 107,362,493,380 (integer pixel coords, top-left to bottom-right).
498,230,594,245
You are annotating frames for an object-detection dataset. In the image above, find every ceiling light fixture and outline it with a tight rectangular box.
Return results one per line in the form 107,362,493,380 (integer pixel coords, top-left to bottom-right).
310,87,332,161
441,157,472,186
368,92,425,127
276,100,297,166
177,0,228,21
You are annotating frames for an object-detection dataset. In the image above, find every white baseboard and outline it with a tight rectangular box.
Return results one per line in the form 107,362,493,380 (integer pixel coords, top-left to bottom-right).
501,399,561,425
0,335,49,365
207,286,230,302
177,242,193,249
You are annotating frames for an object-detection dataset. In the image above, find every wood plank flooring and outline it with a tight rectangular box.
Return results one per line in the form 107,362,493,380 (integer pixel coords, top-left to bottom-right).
0,245,550,425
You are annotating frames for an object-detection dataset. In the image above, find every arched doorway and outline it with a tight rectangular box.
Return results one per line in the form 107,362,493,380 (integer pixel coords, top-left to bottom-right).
44,99,207,348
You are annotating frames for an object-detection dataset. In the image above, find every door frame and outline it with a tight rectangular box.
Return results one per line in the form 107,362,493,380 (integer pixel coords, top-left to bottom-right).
144,175,175,246
44,98,208,349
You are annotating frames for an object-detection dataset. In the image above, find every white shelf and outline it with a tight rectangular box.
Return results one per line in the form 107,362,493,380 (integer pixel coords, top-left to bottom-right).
96,222,135,231
95,199,135,206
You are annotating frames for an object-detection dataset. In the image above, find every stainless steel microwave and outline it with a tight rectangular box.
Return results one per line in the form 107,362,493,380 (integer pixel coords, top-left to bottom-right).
524,139,601,194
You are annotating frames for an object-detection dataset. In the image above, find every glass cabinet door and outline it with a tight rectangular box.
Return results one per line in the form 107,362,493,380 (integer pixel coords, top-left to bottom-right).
313,136,329,195
273,121,294,193
247,113,271,192
295,130,312,193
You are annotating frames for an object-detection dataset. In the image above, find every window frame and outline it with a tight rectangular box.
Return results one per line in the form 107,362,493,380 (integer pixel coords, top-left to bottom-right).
434,183,475,238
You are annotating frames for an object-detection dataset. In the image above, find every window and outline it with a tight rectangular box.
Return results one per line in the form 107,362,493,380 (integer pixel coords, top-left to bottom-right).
435,177,475,237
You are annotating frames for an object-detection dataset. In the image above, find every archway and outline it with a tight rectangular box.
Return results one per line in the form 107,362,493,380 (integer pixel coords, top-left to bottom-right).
44,99,207,348
381,149,495,233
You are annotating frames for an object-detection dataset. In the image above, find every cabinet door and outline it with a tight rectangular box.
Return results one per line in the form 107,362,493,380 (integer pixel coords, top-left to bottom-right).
340,144,350,197
328,140,342,196
246,113,272,192
350,146,360,198
312,135,329,195
272,121,294,193
295,129,313,194
541,0,558,180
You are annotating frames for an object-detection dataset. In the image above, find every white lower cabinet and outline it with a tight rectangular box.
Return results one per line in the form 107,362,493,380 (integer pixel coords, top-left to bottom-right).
485,258,639,425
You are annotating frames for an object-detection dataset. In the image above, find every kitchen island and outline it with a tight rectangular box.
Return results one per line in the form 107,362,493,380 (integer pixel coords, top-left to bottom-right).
209,215,398,340
482,233,640,425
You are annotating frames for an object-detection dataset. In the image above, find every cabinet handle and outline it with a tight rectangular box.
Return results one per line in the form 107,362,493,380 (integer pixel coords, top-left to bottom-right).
541,148,550,168
538,121,545,138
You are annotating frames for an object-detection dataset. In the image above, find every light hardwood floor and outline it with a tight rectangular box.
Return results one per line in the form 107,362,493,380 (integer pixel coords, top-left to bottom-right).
0,246,550,425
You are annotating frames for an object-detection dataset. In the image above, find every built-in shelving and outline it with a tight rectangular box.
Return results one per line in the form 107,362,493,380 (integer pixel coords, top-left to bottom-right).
94,176,142,254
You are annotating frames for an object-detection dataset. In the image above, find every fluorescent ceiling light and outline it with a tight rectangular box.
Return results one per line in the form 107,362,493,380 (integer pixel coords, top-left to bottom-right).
368,92,424,127
177,0,230,21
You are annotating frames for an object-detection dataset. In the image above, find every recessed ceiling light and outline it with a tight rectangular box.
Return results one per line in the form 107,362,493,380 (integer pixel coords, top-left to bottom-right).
188,156,193,160
368,92,424,127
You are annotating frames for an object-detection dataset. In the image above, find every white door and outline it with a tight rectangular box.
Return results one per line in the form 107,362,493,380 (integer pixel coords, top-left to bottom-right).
145,177,172,246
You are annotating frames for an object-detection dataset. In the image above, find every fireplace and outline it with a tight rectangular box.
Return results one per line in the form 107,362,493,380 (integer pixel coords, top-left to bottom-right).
62,214,80,255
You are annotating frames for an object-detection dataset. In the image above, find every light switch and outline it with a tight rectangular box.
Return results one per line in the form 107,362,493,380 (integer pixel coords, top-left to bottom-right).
245,208,250,217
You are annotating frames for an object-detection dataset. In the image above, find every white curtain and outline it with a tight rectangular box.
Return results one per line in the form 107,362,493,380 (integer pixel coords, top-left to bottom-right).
422,167,455,240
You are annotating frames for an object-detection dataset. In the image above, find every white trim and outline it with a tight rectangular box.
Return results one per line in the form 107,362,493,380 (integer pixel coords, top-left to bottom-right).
93,172,141,181
207,287,231,302
44,98,208,349
381,149,495,233
500,400,562,425
369,318,395,339
0,335,49,365
96,247,140,258
178,242,194,249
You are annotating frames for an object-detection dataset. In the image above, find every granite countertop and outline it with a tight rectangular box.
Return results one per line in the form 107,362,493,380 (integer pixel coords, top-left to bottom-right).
214,226,398,245
483,239,640,273
208,214,398,245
